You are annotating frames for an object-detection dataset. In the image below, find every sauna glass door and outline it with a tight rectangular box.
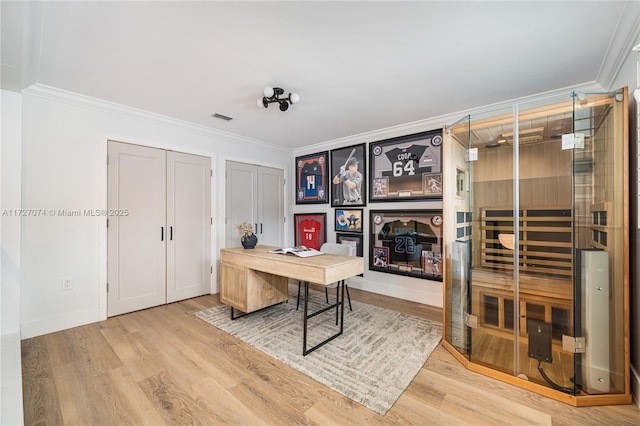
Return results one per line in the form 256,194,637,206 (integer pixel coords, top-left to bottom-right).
465,93,579,384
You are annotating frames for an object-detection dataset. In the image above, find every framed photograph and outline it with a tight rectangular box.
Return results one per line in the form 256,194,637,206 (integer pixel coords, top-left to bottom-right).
336,232,363,257
335,208,363,233
296,151,329,204
294,213,327,251
369,129,443,202
369,209,443,281
330,143,366,207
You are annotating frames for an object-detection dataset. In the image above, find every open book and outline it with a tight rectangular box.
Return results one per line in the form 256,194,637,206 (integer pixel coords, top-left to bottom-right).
269,246,325,258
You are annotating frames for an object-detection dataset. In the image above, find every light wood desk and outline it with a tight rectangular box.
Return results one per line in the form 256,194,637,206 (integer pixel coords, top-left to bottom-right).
220,245,364,355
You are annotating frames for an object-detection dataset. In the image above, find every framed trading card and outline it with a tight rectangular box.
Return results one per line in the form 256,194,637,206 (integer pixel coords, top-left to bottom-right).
294,213,326,251
369,209,443,281
369,129,443,202
334,208,363,233
296,151,329,204
336,232,364,257
330,143,366,207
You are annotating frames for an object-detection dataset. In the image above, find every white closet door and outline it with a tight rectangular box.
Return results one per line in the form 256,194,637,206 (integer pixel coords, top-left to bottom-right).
166,151,211,303
225,161,258,248
257,166,284,247
108,141,166,317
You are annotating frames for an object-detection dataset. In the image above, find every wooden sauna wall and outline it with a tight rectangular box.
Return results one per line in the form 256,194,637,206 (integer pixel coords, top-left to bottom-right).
470,140,573,269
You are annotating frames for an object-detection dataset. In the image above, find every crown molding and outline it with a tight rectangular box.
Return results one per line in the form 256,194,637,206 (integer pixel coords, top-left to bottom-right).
21,83,291,153
296,81,602,156
597,1,640,89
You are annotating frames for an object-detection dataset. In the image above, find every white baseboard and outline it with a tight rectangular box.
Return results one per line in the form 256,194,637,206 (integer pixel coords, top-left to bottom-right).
347,275,443,308
20,307,100,339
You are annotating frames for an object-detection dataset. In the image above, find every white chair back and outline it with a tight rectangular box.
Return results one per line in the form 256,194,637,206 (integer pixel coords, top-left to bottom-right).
320,242,355,257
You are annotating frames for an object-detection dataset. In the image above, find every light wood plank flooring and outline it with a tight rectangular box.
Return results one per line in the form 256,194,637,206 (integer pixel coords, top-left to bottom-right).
22,286,639,425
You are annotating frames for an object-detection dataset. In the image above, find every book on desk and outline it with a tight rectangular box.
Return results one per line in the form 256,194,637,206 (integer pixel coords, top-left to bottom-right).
269,246,325,258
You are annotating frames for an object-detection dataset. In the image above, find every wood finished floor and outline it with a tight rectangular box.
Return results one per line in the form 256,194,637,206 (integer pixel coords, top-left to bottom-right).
22,286,640,425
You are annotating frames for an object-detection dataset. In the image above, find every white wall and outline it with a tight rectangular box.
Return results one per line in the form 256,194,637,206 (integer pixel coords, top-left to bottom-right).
19,85,291,339
1,89,24,425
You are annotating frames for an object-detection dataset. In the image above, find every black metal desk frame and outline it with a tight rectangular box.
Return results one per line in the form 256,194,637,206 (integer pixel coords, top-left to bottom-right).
302,279,345,356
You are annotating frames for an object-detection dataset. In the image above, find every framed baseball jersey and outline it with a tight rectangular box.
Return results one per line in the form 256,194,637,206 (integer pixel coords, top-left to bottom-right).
369,209,443,281
294,213,326,250
296,151,329,204
369,129,443,202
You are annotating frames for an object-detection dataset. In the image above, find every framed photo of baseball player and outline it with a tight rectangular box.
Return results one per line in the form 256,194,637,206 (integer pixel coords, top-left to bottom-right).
334,208,363,233
369,129,443,202
294,213,326,251
369,209,443,281
296,151,329,204
330,143,366,207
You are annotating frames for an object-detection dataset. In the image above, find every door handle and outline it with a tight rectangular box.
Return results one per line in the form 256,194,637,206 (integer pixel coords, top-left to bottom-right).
260,223,263,234
170,226,173,241
161,226,164,241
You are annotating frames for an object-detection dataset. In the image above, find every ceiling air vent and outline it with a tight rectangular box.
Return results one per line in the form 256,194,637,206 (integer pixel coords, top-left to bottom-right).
210,113,234,121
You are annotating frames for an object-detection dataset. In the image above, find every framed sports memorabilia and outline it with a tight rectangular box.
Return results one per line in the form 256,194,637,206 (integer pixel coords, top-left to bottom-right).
369,209,443,281
330,143,366,207
336,232,364,257
334,208,363,233
369,129,443,202
294,213,326,251
296,151,329,204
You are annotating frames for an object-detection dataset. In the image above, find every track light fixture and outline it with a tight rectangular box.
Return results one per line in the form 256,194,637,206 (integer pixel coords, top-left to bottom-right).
257,86,300,111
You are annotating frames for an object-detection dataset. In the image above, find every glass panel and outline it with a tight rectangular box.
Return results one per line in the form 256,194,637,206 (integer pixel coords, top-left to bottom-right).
465,104,516,374
572,90,626,395
444,115,471,355
517,93,577,394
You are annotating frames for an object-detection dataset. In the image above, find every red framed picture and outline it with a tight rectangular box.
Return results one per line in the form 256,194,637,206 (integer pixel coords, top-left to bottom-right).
294,213,327,251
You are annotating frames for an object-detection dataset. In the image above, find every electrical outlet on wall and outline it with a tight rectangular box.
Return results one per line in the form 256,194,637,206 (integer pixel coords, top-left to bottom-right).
62,277,73,291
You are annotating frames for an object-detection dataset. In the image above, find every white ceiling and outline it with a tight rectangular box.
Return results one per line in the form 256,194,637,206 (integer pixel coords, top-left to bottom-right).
2,1,637,150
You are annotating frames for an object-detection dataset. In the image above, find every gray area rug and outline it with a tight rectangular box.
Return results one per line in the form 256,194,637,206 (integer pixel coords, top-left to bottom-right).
194,284,442,415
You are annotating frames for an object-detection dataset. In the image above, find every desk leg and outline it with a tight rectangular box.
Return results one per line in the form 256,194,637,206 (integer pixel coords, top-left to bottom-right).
303,281,309,354
302,279,345,356
339,279,345,334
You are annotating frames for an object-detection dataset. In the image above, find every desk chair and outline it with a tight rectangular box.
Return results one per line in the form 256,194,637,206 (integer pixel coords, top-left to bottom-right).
296,242,355,312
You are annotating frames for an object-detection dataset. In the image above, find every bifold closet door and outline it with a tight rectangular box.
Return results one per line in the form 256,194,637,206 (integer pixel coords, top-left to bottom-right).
166,151,211,303
225,161,284,248
225,161,258,249
108,141,167,317
257,165,284,247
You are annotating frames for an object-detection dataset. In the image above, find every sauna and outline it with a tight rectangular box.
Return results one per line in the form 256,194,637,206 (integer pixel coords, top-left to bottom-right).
442,89,631,406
